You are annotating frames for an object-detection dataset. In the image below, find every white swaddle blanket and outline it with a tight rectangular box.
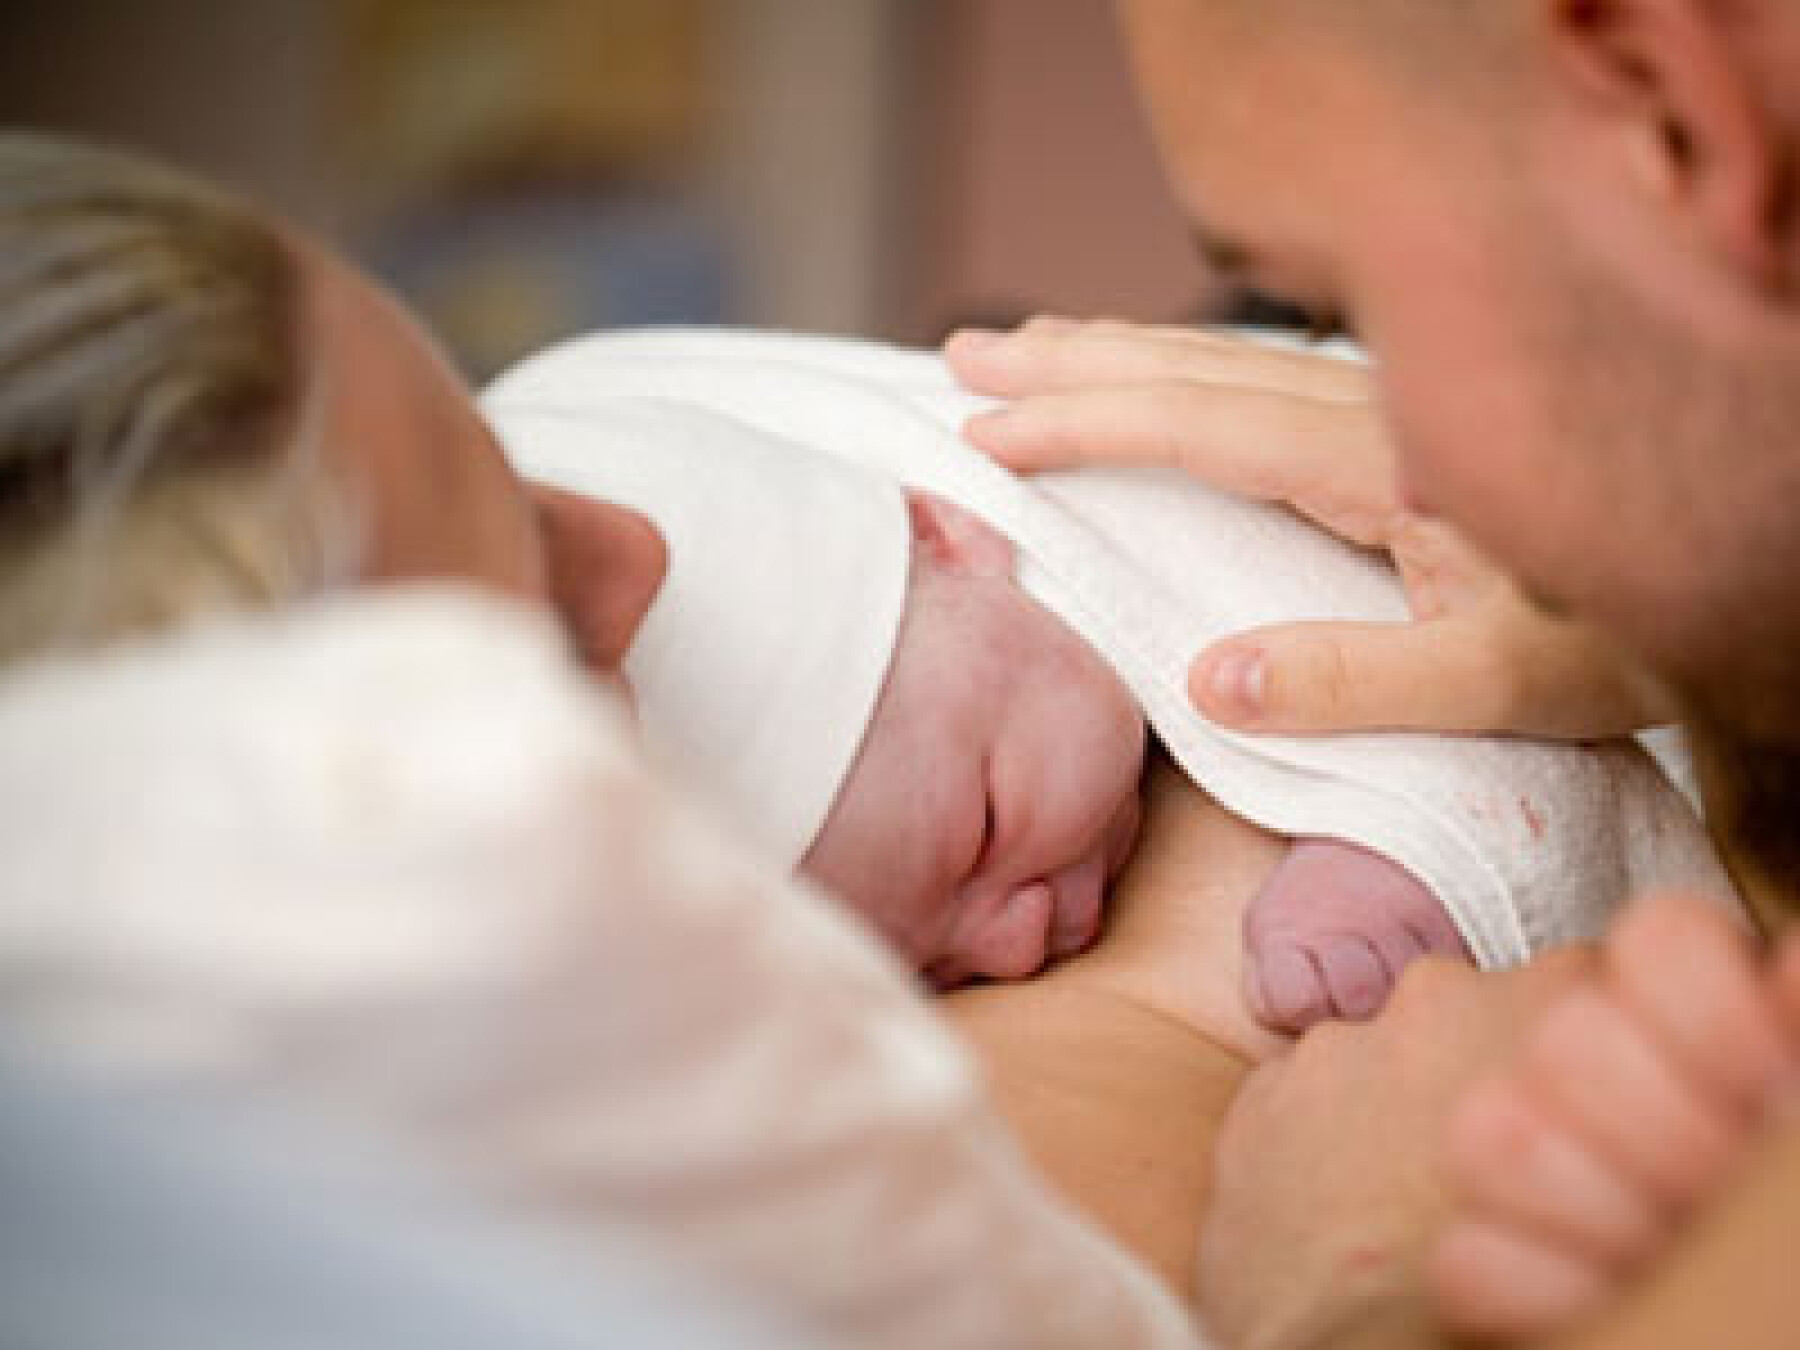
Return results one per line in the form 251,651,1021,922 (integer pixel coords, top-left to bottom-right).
485,328,1732,969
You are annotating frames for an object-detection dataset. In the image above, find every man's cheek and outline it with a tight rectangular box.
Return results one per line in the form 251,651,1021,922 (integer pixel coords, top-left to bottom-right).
1377,343,1536,564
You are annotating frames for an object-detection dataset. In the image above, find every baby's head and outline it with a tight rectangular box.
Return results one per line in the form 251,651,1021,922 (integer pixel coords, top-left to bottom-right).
802,492,1145,989
490,391,1144,988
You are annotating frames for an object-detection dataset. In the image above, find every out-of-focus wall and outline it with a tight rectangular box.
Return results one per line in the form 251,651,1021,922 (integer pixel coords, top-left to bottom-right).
0,0,1210,359
0,0,910,366
703,0,912,339
0,0,344,229
900,0,1214,340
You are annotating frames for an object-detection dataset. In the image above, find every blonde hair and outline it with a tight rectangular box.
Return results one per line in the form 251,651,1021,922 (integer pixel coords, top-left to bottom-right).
0,134,358,664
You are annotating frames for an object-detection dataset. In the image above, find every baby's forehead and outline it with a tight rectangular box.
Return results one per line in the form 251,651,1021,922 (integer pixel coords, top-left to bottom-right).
880,559,1077,732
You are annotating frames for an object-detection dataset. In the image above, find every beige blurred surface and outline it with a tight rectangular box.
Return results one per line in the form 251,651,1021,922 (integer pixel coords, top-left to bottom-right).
0,0,1215,355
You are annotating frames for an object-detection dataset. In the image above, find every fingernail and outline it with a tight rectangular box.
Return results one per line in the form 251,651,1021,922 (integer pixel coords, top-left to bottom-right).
1202,647,1268,721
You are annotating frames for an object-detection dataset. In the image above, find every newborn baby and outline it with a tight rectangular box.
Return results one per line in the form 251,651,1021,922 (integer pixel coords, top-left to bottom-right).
485,329,1726,1034
485,349,1477,1030
803,486,1462,1003
801,489,1148,989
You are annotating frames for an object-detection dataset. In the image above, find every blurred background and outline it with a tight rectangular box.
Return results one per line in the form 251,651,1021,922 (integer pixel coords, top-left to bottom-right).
0,0,1233,379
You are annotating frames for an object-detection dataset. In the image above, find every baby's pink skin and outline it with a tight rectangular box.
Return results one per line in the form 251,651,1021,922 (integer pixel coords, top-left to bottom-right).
1245,840,1474,1033
803,492,1474,1013
803,494,1147,989
536,473,1471,1007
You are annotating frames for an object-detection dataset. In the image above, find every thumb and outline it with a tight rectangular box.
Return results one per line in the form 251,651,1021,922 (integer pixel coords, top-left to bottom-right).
1189,618,1524,736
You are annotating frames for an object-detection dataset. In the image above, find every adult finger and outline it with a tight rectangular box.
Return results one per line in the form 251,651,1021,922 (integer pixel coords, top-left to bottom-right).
945,317,1371,404
1192,611,1665,740
1444,1074,1667,1268
1521,987,1744,1212
1432,1217,1614,1341
1605,896,1799,1116
962,381,1393,533
1188,616,1531,735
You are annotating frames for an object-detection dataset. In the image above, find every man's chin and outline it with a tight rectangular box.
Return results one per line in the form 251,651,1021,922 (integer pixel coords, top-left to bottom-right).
1681,698,1800,923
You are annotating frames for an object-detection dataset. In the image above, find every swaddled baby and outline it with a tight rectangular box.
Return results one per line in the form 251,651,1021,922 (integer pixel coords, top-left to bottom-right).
483,330,1727,1031
804,486,1458,1002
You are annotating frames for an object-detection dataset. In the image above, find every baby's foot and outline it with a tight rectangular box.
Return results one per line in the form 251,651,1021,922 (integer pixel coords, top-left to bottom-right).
1431,895,1800,1341
1244,838,1472,1033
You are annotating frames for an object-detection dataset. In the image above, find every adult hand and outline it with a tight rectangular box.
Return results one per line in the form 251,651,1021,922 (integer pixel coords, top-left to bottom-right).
945,317,1670,740
1195,951,1593,1350
1431,896,1800,1341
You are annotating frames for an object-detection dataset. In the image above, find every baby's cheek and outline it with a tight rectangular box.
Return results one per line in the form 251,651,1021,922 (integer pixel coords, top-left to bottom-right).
802,817,925,967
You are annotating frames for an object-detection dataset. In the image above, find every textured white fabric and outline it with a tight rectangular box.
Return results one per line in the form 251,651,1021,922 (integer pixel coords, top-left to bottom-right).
485,328,1734,968
0,589,1200,1349
492,399,909,865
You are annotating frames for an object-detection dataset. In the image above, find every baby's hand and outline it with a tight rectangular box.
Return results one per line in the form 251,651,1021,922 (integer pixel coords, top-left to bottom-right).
1430,896,1800,1340
1244,839,1472,1032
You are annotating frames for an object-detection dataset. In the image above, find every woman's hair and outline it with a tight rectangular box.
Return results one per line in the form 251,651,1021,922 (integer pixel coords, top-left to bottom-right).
0,133,358,663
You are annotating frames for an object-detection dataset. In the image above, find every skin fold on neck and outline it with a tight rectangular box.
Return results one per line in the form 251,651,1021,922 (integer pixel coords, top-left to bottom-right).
941,746,1290,1299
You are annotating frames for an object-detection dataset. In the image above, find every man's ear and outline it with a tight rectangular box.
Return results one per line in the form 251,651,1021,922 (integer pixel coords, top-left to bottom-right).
1544,0,1792,292
905,490,1015,579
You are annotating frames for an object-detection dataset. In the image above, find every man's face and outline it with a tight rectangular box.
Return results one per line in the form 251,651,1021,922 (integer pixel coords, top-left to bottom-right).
1115,0,1800,734
802,507,1145,990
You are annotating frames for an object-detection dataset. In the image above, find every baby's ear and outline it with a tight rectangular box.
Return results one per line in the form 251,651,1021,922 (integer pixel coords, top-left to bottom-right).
905,490,1015,578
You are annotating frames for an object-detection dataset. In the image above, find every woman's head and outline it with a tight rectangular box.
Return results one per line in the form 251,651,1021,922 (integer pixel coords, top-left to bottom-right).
0,134,662,669
0,134,342,658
